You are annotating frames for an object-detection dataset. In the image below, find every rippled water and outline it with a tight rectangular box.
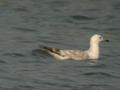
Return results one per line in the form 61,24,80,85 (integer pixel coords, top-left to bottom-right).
0,0,120,90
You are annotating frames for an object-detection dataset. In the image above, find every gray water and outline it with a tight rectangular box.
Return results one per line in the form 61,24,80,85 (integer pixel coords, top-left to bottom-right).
0,0,120,90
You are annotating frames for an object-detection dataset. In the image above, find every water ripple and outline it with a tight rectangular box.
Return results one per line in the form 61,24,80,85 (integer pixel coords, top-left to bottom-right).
0,60,6,64
31,49,49,56
83,72,120,78
3,53,25,57
14,7,29,12
15,27,38,33
79,84,119,90
70,15,95,21
17,85,35,89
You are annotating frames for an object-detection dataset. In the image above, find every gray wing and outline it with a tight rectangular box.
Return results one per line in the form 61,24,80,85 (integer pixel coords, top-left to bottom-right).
60,50,89,60
40,45,89,60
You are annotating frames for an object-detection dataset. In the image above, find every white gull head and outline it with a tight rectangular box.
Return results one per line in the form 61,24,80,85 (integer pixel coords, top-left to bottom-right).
90,34,109,43
87,34,109,59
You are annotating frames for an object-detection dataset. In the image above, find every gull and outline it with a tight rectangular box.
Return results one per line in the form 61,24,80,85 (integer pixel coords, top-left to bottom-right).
41,34,109,60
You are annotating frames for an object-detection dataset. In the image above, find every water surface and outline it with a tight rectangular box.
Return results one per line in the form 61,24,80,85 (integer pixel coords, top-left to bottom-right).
0,0,120,90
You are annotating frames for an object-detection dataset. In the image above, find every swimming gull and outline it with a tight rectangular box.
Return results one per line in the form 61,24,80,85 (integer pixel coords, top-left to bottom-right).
41,34,109,60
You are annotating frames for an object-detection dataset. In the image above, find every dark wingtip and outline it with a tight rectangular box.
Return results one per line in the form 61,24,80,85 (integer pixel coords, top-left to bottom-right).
40,45,61,55
40,45,46,48
40,45,51,50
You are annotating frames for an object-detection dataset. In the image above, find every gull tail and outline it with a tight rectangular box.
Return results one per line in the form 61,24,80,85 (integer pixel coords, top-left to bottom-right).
40,45,60,55
40,45,69,60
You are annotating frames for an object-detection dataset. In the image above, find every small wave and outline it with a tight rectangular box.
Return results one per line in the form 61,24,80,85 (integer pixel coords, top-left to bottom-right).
3,53,25,57
0,60,6,64
88,61,106,68
0,75,21,81
80,84,119,90
70,15,95,20
16,85,35,89
83,72,120,78
15,27,38,33
31,49,50,57
36,80,73,89
14,7,29,12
